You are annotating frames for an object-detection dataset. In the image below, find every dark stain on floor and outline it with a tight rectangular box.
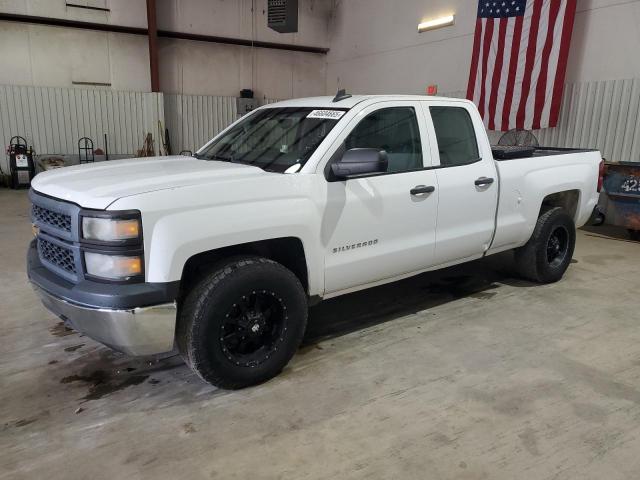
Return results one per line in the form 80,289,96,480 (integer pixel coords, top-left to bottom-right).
83,375,149,401
61,370,108,385
13,417,38,428
61,370,149,401
3,410,51,430
49,321,75,337
64,344,85,352
57,350,186,401
183,422,196,434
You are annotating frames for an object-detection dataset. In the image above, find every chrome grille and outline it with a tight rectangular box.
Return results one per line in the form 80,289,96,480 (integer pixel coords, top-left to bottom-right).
38,238,76,274
32,204,72,232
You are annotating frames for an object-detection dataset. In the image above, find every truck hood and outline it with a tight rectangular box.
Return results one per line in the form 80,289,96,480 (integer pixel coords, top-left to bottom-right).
31,156,269,209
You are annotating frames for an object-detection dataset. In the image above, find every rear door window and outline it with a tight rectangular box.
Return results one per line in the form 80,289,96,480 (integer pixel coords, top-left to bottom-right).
429,107,480,167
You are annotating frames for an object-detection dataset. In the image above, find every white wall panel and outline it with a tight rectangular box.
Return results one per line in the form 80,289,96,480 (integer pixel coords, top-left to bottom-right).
0,85,164,157
326,0,640,95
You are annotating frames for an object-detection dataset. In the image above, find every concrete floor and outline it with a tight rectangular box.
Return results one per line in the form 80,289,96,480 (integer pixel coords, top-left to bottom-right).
1,188,640,480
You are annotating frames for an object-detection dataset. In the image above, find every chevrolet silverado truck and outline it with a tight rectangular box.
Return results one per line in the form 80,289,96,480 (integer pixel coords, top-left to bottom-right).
28,94,604,389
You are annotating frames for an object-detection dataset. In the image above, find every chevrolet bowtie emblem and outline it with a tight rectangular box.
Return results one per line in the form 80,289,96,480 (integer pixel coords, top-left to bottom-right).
32,224,40,237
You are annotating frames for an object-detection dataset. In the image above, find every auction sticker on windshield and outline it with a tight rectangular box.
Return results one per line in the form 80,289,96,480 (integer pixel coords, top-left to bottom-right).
307,110,346,120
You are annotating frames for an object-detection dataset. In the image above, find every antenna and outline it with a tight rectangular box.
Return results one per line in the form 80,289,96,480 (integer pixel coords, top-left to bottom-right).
332,89,352,103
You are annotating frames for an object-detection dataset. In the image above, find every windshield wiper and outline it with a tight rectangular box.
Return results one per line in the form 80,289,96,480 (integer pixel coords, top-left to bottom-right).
212,155,233,162
197,153,234,162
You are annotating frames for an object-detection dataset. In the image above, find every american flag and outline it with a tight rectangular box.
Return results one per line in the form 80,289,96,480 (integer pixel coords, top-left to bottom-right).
466,0,577,131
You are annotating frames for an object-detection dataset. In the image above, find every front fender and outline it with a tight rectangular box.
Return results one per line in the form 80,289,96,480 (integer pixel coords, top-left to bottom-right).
108,179,325,296
150,199,317,280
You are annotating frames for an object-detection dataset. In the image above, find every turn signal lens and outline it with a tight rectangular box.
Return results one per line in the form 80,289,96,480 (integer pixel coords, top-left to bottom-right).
82,217,140,242
84,252,143,280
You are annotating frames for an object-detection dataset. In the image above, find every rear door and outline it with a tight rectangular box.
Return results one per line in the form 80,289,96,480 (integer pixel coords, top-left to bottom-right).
322,101,439,294
421,101,499,264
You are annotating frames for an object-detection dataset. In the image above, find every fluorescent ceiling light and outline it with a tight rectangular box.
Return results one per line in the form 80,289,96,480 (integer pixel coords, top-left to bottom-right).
418,14,455,32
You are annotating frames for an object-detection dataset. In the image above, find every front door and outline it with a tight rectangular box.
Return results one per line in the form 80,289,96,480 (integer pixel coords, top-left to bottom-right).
322,102,439,294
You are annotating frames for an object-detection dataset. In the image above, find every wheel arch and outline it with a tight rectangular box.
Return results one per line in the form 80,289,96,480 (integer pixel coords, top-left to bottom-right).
539,189,581,222
178,237,310,303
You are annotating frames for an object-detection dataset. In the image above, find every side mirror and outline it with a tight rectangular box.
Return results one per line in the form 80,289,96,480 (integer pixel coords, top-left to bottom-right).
331,148,388,179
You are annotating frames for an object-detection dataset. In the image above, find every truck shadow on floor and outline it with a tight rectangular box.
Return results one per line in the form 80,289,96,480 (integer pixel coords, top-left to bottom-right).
581,224,639,243
304,251,529,346
45,252,531,404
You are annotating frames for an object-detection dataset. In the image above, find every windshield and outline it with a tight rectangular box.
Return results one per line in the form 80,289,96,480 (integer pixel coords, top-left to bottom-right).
195,107,346,173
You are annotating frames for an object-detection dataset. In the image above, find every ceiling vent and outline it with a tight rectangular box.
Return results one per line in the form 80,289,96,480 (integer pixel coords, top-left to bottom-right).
268,0,298,33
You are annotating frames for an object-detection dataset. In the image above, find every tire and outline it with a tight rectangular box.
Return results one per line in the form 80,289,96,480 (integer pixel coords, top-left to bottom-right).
628,230,640,241
177,256,308,389
514,207,576,283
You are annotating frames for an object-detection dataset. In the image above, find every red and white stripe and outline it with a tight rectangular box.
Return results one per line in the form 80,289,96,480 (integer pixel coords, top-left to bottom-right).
466,0,577,131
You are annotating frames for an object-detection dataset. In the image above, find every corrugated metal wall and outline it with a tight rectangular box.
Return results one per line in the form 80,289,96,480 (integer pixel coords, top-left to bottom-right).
0,85,164,157
442,78,640,163
163,94,237,154
0,86,285,161
163,95,284,154
3,80,637,163
535,79,640,163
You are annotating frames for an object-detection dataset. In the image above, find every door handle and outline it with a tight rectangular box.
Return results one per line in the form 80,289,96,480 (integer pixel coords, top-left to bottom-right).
475,177,495,186
410,185,436,195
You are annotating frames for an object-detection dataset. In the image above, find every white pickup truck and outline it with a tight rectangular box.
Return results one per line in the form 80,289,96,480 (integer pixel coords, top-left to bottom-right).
28,94,604,389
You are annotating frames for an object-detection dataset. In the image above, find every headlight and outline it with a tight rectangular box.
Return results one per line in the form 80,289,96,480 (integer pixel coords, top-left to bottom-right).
80,211,143,282
84,252,143,280
82,216,141,242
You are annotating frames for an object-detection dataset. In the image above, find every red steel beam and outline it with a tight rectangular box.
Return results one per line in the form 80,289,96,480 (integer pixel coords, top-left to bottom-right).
146,0,160,92
0,13,329,54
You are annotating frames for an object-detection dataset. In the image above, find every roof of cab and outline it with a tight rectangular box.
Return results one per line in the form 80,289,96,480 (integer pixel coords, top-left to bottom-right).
263,95,472,110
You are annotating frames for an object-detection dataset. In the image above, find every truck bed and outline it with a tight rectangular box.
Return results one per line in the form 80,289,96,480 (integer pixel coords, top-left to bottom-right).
492,145,597,161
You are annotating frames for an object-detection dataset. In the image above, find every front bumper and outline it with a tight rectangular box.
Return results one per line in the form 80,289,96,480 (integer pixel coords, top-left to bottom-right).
32,284,177,355
28,240,178,356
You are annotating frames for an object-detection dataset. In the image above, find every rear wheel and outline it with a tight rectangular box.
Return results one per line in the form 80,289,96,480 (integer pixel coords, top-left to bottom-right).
514,207,576,283
628,229,640,241
177,256,308,389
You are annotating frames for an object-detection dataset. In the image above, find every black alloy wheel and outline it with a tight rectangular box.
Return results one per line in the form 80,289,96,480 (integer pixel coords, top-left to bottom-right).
546,225,569,268
220,290,288,368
